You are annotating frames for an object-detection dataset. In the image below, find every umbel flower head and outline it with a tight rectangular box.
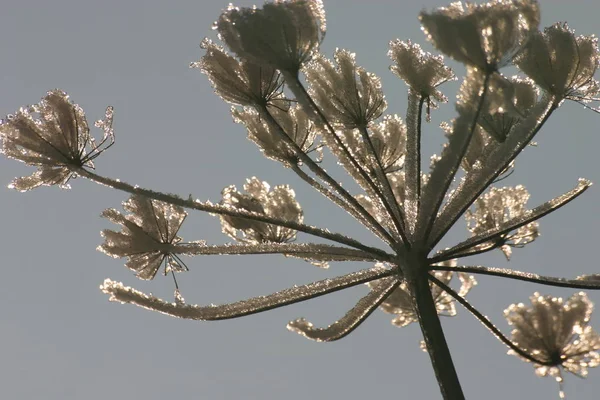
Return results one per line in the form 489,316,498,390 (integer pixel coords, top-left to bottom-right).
305,49,387,129
0,90,114,191
220,177,303,243
420,0,540,71
388,39,456,120
515,22,600,106
465,185,538,260
232,105,320,166
192,38,288,110
214,0,326,74
505,292,600,397
99,195,195,280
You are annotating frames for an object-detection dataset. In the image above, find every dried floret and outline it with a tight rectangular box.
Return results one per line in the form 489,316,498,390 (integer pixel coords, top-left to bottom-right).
0,90,113,191
214,0,326,74
420,0,539,71
465,185,538,259
192,39,289,109
305,49,387,129
232,105,319,166
388,39,455,117
505,292,600,397
99,195,196,280
515,23,600,106
220,177,303,243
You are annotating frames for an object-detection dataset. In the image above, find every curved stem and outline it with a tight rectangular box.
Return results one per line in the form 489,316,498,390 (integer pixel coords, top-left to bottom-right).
101,266,398,320
428,274,551,366
429,265,600,290
73,166,390,258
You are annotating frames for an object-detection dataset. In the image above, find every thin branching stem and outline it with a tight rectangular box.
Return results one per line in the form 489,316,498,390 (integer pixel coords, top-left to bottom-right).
171,242,392,263
357,124,409,248
404,91,425,237
102,266,399,320
73,166,392,258
428,274,552,366
283,72,410,248
429,265,600,291
258,106,397,246
290,164,397,247
417,72,492,247
428,98,558,249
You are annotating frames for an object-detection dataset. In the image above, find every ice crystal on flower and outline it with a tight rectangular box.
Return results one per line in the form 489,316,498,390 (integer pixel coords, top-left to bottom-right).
505,292,600,397
220,177,302,243
98,195,195,280
465,185,538,259
0,90,113,191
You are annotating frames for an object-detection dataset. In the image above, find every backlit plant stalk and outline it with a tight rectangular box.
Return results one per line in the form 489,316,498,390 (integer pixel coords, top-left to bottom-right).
2,1,600,399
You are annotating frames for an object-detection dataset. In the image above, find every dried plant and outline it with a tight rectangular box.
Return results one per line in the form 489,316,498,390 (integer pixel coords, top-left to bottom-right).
2,0,600,399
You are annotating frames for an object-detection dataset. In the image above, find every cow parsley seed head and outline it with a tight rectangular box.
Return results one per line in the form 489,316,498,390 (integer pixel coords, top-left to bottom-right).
388,39,456,107
305,49,387,129
465,185,538,260
515,23,600,106
192,38,289,109
505,292,600,396
420,0,540,71
0,90,114,191
214,0,326,75
220,177,303,243
99,195,195,280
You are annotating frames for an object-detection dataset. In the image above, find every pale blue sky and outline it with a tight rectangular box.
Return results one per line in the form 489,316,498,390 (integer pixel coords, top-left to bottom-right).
1,1,599,399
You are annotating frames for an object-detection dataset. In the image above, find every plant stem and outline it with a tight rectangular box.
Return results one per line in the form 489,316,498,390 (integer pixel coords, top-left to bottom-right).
405,253,465,400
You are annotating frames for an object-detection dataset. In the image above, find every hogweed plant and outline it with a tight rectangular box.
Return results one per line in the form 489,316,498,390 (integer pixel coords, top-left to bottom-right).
2,0,600,399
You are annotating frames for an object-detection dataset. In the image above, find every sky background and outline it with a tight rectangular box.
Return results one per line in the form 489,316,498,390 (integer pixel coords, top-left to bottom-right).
1,1,600,399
